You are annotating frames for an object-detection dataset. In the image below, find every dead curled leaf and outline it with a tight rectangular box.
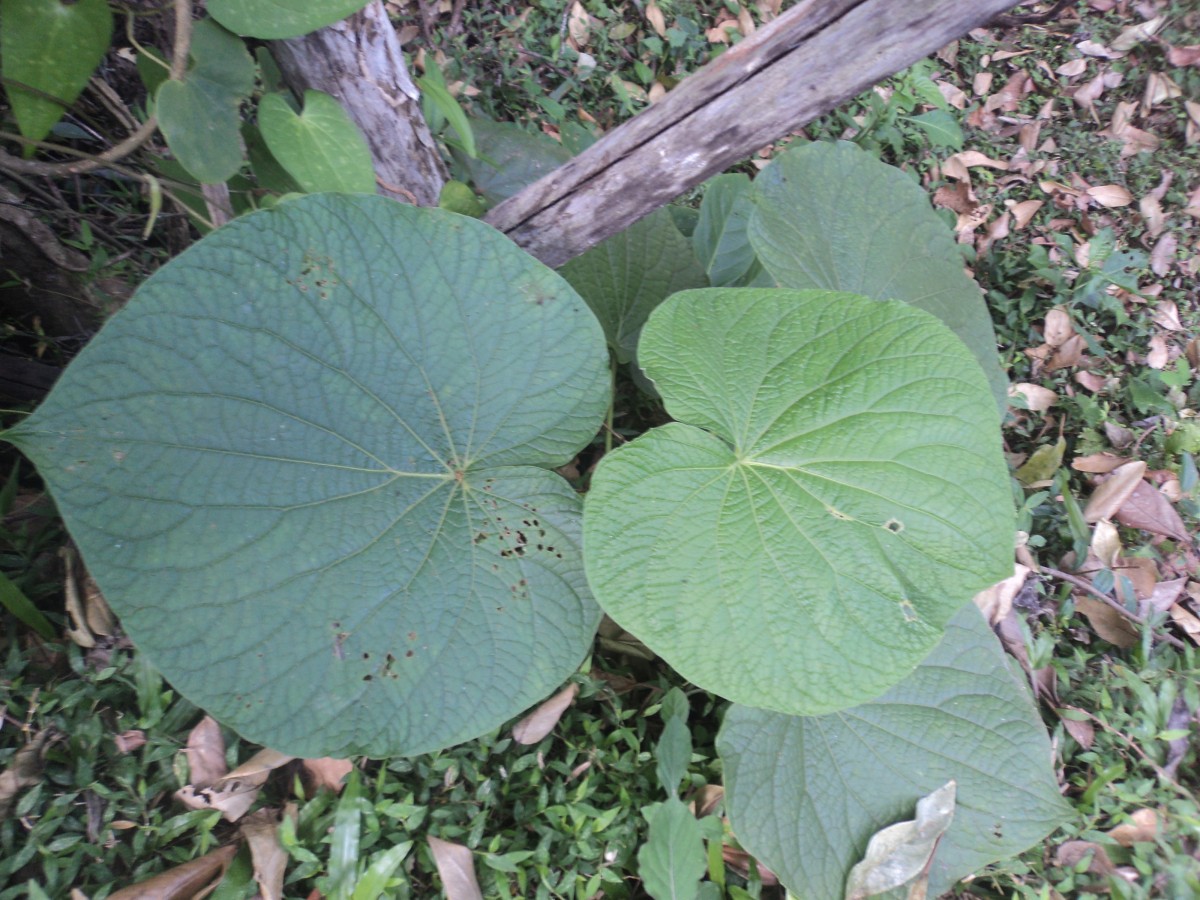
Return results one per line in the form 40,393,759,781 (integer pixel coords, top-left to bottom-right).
1115,481,1191,543
1075,595,1139,648
428,835,484,900
0,730,53,820
242,808,288,900
185,716,227,789
1055,840,1116,874
301,757,353,794
512,682,579,745
973,564,1032,625
1084,461,1147,522
107,844,238,900
1106,808,1159,846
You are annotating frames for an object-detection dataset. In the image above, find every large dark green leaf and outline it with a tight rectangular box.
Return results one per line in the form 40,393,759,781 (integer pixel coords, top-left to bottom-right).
718,603,1070,898
559,209,707,363
454,119,572,207
207,0,370,38
0,0,112,145
6,195,610,757
749,141,1007,410
692,174,760,288
584,289,1012,716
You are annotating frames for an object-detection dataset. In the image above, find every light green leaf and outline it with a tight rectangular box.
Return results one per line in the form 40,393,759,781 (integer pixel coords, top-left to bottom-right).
0,0,113,145
718,603,1071,899
584,289,1012,715
6,195,609,757
258,90,376,194
656,716,692,799
749,141,1007,410
155,18,255,184
693,174,759,287
639,798,706,900
454,119,572,207
906,109,964,150
559,208,707,363
207,0,370,39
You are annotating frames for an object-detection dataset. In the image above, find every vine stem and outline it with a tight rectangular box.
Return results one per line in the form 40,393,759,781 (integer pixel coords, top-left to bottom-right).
1041,565,1186,651
0,0,192,178
604,355,616,457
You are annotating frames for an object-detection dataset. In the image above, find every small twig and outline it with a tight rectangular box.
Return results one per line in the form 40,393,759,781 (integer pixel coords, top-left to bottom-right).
0,0,192,178
1042,565,1187,650
1059,703,1195,800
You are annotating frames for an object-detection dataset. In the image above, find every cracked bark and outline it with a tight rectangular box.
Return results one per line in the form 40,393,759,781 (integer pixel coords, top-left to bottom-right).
485,0,1018,267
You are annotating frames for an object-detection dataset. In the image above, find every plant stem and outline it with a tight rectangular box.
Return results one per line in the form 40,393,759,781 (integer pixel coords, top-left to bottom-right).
1041,565,1186,650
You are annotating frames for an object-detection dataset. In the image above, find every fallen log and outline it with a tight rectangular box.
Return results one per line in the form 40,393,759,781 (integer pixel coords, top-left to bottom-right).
485,0,1018,267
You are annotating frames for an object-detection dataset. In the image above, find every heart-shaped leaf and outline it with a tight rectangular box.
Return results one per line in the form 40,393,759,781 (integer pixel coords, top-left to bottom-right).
258,91,376,194
155,18,256,184
749,141,1007,410
207,0,370,39
0,0,113,145
584,289,1012,715
6,195,609,757
718,603,1070,898
692,174,761,287
560,208,707,363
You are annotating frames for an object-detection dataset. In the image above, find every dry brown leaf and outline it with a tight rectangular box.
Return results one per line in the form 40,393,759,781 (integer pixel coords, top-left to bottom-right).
1113,556,1157,601
1145,577,1187,614
1076,40,1122,59
1056,840,1117,874
1074,370,1108,392
567,1,590,47
1087,184,1134,207
645,0,666,37
1149,232,1177,276
1143,72,1182,116
1167,44,1200,67
1170,604,1200,643
428,836,484,900
1060,713,1095,750
512,682,579,745
1102,101,1161,155
933,180,976,215
107,845,238,900
1104,421,1135,449
1111,15,1165,52
0,730,51,820
973,564,1032,625
114,730,147,754
1009,383,1057,412
952,150,1009,171
1009,199,1043,229
1057,58,1089,76
185,716,227,789
1107,809,1159,846
972,71,993,96
1073,453,1129,474
1084,461,1147,522
176,779,263,823
936,80,967,109
1091,520,1122,569
242,809,288,900
1116,481,1191,542
1187,337,1200,369
1075,595,1139,647
1187,101,1200,146
301,758,353,794
1047,333,1086,371
1152,300,1183,331
721,846,780,885
693,784,724,817
220,748,294,783
980,210,1011,253
1147,334,1170,369
1043,307,1075,348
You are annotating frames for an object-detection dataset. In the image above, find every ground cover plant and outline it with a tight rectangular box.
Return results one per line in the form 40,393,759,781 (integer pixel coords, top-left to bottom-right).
1,0,1199,898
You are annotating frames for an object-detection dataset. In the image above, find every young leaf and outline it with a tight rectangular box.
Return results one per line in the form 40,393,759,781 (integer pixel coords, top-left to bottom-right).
718,604,1071,899
155,18,255,184
0,0,113,146
693,174,759,287
208,0,371,39
906,109,964,150
258,90,376,194
560,208,707,363
656,717,692,799
584,289,1013,716
639,798,706,900
5,196,609,758
749,141,1007,410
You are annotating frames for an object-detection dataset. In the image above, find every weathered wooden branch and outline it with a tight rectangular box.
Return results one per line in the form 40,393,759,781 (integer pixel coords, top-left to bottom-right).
485,0,1018,268
271,0,446,206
